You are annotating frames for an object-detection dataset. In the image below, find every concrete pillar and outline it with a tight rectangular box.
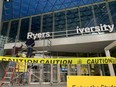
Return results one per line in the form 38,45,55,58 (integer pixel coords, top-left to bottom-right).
0,0,3,31
105,50,115,76
104,41,116,76
77,64,81,75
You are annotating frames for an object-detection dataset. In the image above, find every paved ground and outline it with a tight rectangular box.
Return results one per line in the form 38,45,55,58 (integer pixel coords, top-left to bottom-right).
0,81,66,87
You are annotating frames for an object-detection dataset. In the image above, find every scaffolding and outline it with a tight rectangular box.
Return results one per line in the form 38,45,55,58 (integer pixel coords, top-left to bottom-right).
0,39,116,87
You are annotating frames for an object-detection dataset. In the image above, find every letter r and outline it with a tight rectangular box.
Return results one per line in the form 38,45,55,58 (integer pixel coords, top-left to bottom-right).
27,32,33,39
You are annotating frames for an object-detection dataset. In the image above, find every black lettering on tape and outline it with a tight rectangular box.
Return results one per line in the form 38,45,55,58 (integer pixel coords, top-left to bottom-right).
33,59,38,63
63,60,67,64
2,58,6,61
40,60,44,63
68,60,72,64
27,60,32,63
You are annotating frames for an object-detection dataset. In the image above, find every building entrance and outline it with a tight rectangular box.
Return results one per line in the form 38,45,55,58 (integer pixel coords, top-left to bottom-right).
27,52,115,84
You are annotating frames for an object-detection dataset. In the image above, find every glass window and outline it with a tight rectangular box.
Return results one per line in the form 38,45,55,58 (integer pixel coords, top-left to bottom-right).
43,14,53,32
67,9,80,30
19,18,29,41
43,64,51,82
109,1,116,32
67,8,80,36
54,11,66,38
52,64,58,82
31,64,40,82
69,64,77,75
94,3,110,25
60,64,68,82
80,6,94,27
81,65,89,75
13,1,20,18
93,3,111,34
1,22,9,36
9,20,19,42
31,16,41,33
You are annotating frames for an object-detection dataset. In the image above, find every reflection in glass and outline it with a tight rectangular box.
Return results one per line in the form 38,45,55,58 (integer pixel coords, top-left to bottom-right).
67,9,79,30
80,6,94,27
94,3,110,25
43,14,53,32
43,64,51,82
31,16,41,33
70,64,77,75
54,11,66,37
9,20,19,42
60,64,67,82
1,22,9,36
109,1,116,32
19,18,29,41
67,9,80,36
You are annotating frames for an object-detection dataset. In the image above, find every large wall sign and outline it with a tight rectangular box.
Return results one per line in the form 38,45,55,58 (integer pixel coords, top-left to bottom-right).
67,76,116,87
27,24,114,39
27,32,50,40
76,24,114,34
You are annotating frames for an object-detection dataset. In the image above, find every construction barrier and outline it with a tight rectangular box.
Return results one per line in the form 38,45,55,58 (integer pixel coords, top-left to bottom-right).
0,56,116,64
67,76,116,87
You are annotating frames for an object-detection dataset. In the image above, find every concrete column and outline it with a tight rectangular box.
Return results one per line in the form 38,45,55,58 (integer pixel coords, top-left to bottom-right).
58,64,60,82
0,0,3,32
77,64,81,75
51,64,53,83
104,41,116,76
105,50,115,76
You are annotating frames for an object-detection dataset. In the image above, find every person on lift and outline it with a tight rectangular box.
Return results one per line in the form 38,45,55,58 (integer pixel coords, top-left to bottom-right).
25,38,35,58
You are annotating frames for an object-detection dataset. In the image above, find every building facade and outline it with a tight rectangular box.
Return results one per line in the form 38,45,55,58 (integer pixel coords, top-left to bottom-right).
0,0,116,86
1,0,116,42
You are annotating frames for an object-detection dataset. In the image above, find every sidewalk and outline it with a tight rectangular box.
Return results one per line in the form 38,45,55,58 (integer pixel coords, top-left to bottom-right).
0,81,66,87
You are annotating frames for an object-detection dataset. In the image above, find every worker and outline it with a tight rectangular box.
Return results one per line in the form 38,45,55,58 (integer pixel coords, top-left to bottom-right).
25,38,35,58
12,44,23,57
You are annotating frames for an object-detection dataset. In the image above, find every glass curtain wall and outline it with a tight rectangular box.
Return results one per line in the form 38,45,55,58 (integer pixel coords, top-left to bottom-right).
43,14,53,32
80,6,94,27
31,16,41,33
54,11,66,38
19,18,29,41
60,64,68,82
93,3,111,34
8,20,19,42
67,8,80,36
94,3,110,25
109,1,116,32
1,22,9,36
1,1,116,42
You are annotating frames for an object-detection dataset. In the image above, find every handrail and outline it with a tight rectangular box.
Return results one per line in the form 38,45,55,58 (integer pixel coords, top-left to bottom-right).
5,26,114,43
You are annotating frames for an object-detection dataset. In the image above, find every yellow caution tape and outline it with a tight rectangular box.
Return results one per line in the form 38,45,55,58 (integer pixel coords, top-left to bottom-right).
0,56,116,64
